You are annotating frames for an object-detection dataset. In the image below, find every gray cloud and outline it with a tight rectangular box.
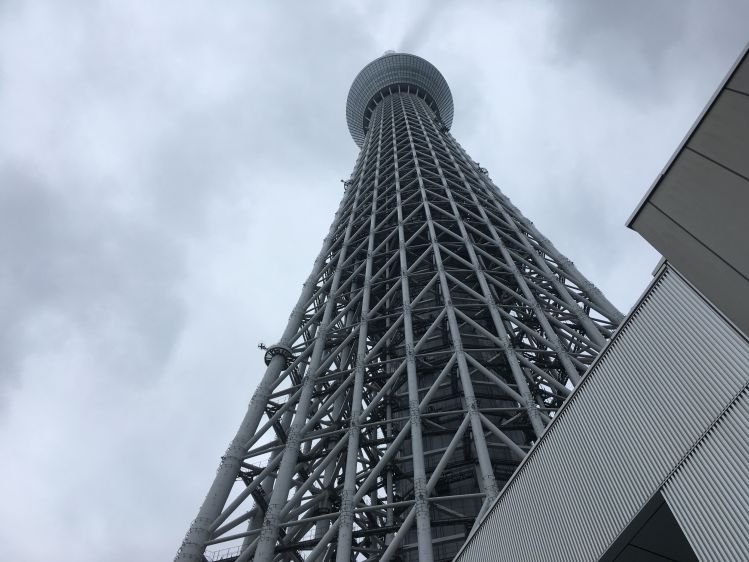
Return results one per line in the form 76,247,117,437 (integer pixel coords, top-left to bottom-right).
549,0,749,99
0,164,185,392
398,0,453,54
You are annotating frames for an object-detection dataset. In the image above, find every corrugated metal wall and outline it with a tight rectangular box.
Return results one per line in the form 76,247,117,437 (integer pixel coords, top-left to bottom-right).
455,266,749,562
663,385,749,561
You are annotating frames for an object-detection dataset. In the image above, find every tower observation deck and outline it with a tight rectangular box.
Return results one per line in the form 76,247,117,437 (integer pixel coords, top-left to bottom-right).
176,52,623,562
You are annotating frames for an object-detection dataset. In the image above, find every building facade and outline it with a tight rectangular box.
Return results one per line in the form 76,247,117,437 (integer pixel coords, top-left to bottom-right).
176,52,622,562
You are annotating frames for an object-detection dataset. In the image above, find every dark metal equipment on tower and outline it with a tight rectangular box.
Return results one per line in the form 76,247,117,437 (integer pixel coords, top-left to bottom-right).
176,52,623,562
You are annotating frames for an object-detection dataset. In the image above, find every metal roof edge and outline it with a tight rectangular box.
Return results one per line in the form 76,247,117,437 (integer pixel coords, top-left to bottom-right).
626,41,749,230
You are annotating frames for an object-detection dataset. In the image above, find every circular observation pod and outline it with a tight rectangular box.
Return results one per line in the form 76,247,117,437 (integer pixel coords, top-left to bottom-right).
346,52,454,147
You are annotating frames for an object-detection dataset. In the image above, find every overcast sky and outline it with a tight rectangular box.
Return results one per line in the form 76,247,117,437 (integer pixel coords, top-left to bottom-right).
0,1,747,560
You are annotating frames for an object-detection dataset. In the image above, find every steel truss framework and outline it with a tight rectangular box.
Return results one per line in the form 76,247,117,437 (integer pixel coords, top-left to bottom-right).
177,86,622,562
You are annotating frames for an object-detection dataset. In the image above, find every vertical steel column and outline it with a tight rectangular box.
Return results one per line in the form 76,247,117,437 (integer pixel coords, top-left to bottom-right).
384,234,396,547
399,95,500,504
250,129,376,562
391,97,435,562
335,101,384,562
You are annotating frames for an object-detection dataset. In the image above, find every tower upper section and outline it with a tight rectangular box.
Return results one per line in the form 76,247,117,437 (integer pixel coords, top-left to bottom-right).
346,51,454,147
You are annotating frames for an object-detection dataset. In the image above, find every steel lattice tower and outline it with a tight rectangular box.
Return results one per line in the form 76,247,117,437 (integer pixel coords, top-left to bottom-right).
177,52,623,562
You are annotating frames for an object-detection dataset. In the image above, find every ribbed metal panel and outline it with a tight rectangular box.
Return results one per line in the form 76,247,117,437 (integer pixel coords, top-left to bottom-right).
456,266,749,562
663,385,749,561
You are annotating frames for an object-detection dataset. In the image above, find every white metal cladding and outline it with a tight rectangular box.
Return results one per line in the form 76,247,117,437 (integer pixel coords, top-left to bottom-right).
455,265,749,562
663,385,749,561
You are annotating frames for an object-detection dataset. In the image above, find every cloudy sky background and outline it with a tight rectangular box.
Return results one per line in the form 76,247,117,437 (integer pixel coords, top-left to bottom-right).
0,1,747,559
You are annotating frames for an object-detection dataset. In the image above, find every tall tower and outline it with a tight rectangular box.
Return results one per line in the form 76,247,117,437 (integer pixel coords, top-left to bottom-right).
176,52,623,562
